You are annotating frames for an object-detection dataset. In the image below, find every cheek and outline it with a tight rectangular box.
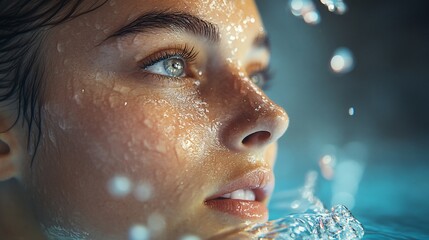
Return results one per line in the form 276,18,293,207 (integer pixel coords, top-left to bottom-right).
28,81,216,231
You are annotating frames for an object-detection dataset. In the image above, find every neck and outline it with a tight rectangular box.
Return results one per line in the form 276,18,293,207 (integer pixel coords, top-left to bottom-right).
0,178,47,240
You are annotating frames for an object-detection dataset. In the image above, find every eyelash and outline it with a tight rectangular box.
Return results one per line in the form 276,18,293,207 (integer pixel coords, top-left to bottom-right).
139,44,198,75
139,45,273,89
250,66,273,90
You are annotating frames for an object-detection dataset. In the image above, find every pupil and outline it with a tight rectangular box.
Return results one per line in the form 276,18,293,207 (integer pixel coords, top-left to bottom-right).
164,57,185,77
251,74,263,87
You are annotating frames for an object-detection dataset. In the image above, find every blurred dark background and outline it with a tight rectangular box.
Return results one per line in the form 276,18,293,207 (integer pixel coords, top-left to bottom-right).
256,0,429,234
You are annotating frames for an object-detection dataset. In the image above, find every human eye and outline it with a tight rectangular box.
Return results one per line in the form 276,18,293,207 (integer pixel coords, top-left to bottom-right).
249,66,273,90
139,45,198,79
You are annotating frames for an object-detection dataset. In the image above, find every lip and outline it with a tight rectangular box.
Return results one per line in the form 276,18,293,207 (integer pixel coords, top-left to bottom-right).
204,168,274,220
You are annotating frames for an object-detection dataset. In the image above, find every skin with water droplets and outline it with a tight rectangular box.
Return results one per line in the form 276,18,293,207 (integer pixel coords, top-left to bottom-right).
12,0,289,239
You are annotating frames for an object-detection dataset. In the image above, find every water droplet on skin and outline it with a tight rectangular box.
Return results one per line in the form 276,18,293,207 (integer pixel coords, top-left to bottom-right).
107,175,132,197
56,42,64,53
48,129,56,145
124,101,128,106
143,119,153,128
330,47,354,73
155,142,167,153
95,72,102,81
128,224,150,240
58,119,69,130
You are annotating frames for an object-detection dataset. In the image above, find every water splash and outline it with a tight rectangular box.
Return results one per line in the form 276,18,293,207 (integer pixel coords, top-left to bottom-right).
243,205,364,239
214,172,364,239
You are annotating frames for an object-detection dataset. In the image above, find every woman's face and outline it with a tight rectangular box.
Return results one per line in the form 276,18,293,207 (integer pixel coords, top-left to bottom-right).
20,0,288,239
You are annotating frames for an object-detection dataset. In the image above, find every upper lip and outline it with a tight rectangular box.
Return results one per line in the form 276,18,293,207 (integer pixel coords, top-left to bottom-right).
205,168,274,202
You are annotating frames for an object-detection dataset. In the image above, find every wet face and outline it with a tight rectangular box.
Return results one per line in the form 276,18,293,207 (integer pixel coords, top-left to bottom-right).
20,0,288,239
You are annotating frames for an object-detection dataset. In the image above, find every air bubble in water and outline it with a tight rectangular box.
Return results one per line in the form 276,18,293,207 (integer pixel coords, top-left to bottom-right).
128,224,150,240
107,175,132,197
348,107,355,116
330,47,354,74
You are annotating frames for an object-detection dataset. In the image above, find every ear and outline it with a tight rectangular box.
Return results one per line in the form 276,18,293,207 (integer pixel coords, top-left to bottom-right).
0,123,26,181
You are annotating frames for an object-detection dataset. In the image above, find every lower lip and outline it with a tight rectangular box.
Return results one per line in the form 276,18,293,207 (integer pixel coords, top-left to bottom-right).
205,199,268,220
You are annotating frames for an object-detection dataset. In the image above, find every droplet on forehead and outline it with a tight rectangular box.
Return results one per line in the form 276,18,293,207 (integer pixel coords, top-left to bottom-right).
107,175,132,197
128,224,150,240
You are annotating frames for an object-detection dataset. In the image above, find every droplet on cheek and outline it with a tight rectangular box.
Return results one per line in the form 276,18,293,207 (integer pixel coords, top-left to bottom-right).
128,224,150,240
107,175,132,197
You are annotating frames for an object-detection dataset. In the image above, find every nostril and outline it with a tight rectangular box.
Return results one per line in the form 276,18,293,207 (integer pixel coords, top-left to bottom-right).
242,131,271,147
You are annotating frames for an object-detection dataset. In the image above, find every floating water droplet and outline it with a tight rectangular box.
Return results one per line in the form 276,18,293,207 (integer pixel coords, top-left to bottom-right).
133,182,152,202
147,212,166,234
107,175,132,197
128,224,150,240
330,47,354,74
320,0,348,14
348,107,355,116
303,11,320,24
319,154,336,179
288,0,321,25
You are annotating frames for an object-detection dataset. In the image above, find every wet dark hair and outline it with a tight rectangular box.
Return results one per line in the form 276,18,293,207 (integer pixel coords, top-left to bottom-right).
0,0,107,166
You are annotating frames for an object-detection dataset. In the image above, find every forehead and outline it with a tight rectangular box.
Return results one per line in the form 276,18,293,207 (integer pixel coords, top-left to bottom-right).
54,0,261,43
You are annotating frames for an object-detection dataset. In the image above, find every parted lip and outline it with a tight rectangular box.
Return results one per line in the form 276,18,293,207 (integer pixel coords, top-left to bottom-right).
205,168,274,203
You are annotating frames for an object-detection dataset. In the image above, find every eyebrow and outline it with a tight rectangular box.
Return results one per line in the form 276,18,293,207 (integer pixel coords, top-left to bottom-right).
105,11,220,43
253,33,270,52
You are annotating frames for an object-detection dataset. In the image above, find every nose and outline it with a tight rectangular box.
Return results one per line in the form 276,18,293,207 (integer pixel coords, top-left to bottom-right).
220,75,289,151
